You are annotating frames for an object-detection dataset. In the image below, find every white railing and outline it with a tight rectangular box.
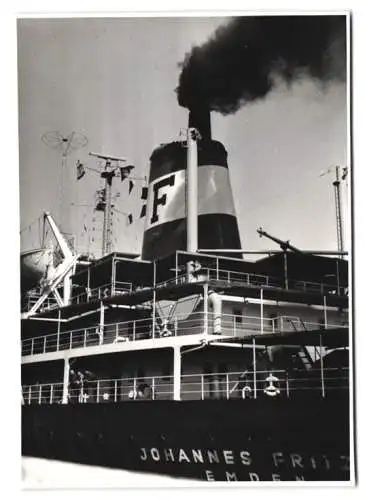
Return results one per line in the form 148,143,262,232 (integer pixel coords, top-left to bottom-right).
71,281,133,305
21,367,349,405
21,312,348,357
23,290,59,313
22,383,64,405
157,267,347,297
157,269,275,288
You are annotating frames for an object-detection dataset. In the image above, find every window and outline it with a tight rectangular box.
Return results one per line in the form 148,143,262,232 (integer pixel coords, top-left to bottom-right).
270,313,279,331
233,308,242,323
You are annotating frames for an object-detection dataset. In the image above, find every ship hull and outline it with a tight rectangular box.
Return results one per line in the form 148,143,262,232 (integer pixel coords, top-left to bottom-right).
22,394,350,482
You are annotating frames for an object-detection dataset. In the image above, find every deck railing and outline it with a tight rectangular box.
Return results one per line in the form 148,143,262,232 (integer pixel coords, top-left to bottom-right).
21,312,347,357
23,290,59,313
71,281,133,305
23,265,347,315
21,367,349,405
156,267,347,296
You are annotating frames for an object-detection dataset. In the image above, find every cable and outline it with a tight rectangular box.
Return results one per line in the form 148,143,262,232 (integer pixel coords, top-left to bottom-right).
20,215,42,235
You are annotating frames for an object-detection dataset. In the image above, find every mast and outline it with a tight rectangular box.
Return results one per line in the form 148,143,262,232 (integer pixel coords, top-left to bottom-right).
89,152,134,257
333,165,344,256
101,162,114,256
320,165,348,259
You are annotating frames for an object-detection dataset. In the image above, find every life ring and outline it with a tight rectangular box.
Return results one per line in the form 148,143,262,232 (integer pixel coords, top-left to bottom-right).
128,389,137,400
241,385,252,399
264,373,280,397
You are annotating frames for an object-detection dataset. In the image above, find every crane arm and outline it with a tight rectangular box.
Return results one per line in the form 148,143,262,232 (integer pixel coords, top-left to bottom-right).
257,227,302,253
44,212,74,260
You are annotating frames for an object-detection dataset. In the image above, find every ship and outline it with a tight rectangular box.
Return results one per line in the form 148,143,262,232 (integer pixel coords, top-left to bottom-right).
21,109,351,483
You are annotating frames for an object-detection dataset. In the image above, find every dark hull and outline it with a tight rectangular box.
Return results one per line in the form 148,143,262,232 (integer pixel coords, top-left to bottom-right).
22,394,350,482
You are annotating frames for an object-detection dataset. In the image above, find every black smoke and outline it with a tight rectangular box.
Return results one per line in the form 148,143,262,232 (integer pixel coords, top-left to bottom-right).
177,16,347,114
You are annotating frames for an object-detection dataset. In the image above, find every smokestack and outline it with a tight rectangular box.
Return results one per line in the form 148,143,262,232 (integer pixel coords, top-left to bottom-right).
188,108,211,140
141,136,242,261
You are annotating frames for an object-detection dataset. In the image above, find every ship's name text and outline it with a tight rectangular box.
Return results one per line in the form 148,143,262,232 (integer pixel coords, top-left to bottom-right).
139,447,349,481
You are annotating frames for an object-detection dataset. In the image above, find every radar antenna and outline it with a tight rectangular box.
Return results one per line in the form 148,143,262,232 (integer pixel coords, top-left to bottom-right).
42,131,88,238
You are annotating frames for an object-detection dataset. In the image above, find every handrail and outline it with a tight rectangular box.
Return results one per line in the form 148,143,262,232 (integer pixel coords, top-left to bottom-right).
156,267,347,297
71,281,133,305
21,366,349,405
21,310,348,357
23,264,347,315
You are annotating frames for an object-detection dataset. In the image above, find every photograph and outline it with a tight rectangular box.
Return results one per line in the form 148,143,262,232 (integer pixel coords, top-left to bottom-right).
18,13,352,485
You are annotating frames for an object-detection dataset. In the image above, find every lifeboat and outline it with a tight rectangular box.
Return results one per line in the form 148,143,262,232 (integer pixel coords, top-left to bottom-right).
20,247,54,291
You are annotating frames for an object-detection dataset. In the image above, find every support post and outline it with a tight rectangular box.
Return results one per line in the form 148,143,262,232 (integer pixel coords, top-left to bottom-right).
96,380,100,402
99,301,105,344
87,266,91,301
203,283,208,336
253,338,257,399
320,334,325,398
152,377,155,400
323,295,328,329
62,357,70,404
152,261,156,339
284,252,288,289
260,288,264,334
57,310,61,351
63,269,72,305
173,346,181,401
175,252,178,285
111,257,116,296
336,259,340,295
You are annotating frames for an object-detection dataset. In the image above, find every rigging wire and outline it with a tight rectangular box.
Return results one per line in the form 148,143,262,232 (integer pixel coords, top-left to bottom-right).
38,216,42,248
19,215,42,235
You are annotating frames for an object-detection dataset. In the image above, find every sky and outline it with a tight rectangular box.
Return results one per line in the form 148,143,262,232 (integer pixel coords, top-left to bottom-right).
17,15,349,258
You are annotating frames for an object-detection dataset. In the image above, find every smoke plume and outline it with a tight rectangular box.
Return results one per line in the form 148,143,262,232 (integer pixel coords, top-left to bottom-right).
177,16,347,114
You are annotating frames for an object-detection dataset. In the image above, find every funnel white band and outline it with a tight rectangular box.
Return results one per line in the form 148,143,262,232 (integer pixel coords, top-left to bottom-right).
144,165,236,231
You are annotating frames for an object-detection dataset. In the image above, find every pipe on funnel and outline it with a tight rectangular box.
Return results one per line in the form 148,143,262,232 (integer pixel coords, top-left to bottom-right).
208,290,222,335
186,127,198,254
186,127,199,283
